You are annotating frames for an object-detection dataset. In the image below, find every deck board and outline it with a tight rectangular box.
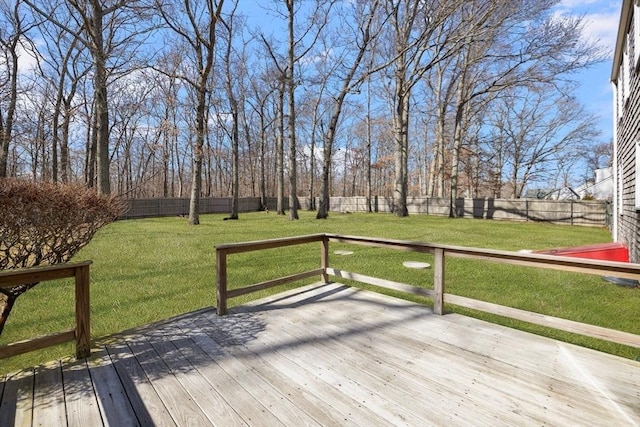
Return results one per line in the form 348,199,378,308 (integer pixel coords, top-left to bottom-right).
61,359,103,427
271,287,605,422
186,316,389,426
1,282,639,426
167,323,321,426
33,362,66,426
1,370,33,427
105,342,176,426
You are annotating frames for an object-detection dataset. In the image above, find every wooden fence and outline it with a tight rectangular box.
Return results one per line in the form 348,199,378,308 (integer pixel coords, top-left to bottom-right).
0,262,92,360
215,234,640,349
312,196,608,226
120,197,264,219
120,196,608,226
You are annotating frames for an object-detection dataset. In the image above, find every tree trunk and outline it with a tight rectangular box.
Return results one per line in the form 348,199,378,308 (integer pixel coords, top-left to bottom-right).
229,109,240,219
316,137,332,219
0,40,18,178
259,110,267,210
366,75,372,212
60,98,73,183
449,75,467,217
276,83,285,215
189,88,207,225
91,1,111,194
86,109,97,188
287,0,298,220
392,73,409,217
308,128,316,211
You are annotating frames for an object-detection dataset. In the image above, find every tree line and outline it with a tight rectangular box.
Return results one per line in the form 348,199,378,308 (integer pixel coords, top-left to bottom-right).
0,0,609,222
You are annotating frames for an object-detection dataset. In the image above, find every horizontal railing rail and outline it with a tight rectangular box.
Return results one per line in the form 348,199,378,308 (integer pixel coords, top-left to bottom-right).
0,261,92,360
216,234,640,350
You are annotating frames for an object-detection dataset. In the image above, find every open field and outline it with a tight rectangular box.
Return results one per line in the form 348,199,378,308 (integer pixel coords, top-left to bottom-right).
1,211,638,374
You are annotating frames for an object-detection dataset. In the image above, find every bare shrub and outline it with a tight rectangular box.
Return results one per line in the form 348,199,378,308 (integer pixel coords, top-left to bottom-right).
0,179,126,334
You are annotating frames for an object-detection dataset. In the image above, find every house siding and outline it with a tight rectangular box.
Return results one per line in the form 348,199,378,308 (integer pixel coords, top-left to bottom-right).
614,2,640,263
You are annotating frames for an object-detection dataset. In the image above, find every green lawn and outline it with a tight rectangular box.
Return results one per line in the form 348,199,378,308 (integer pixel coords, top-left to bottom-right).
2,211,638,374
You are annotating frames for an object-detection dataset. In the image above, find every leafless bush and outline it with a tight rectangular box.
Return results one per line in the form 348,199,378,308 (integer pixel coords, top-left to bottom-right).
0,179,126,334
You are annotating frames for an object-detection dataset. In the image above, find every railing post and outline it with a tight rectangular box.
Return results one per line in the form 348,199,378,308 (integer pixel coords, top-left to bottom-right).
321,235,329,283
433,248,445,315
75,264,91,359
216,248,228,315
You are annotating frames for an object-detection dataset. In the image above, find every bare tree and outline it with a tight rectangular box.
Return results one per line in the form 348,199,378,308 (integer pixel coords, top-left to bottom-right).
246,66,278,210
490,89,599,198
151,50,186,197
445,1,605,213
316,0,381,219
34,19,90,184
260,0,333,219
2,0,610,210
582,140,613,178
26,0,153,193
154,0,224,224
381,0,466,217
0,0,36,178
220,1,240,219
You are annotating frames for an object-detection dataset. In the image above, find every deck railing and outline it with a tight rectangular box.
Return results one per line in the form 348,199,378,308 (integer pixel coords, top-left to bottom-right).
216,233,640,349
0,261,92,360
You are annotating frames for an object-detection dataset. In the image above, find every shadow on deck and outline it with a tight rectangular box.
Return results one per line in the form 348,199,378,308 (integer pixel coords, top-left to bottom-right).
1,282,639,426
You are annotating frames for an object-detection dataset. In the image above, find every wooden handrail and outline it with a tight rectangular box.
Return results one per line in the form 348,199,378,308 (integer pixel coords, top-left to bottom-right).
216,234,326,315
0,261,93,360
215,234,640,349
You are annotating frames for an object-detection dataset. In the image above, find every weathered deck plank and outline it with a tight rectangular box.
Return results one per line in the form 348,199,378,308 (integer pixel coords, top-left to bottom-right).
32,362,66,426
243,284,628,425
105,341,176,426
1,282,638,426
166,322,321,426
142,325,259,426
185,316,388,426
61,359,103,427
292,286,636,423
125,335,214,426
0,370,33,427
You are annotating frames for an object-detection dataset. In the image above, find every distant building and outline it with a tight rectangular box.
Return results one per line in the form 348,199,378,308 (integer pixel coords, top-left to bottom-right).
523,168,612,201
523,188,578,200
575,168,614,200
612,0,640,263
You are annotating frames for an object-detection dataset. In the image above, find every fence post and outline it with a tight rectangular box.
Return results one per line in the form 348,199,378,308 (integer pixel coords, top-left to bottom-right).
433,248,445,315
570,199,574,225
75,264,91,359
216,248,228,315
321,235,330,283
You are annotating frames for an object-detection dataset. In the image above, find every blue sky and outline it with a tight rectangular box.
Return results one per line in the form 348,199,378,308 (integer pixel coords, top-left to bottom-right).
557,0,621,143
239,1,621,145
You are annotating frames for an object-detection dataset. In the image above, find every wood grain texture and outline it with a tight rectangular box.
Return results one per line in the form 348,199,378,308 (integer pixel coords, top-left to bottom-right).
61,360,102,427
0,262,93,360
32,362,66,426
1,283,638,426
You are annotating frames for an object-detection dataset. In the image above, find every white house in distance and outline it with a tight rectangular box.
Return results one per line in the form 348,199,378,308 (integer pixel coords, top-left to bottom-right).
575,168,614,200
612,0,640,263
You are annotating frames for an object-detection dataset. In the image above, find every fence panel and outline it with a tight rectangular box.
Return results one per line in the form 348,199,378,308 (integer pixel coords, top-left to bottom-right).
119,196,607,226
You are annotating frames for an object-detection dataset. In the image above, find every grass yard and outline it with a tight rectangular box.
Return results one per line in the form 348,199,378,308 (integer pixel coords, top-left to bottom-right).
1,211,638,374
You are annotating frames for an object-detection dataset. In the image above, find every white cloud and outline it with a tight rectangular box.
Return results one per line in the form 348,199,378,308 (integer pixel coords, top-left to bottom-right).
17,39,41,75
559,0,601,8
581,11,620,52
555,2,620,56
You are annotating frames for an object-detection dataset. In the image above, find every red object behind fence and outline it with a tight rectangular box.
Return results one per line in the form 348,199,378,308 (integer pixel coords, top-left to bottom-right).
534,242,629,263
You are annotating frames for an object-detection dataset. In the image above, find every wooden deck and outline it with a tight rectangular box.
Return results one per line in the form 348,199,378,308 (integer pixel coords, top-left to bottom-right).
1,282,639,426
